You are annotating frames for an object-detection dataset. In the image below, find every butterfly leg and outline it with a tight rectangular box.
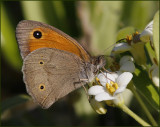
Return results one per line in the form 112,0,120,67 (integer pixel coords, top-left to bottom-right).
80,79,90,101
80,79,89,82
74,79,90,100
102,67,112,74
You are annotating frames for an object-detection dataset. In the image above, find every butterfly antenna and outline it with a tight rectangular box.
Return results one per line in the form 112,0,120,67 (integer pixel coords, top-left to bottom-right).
100,70,115,82
102,38,126,55
102,43,117,54
116,38,126,43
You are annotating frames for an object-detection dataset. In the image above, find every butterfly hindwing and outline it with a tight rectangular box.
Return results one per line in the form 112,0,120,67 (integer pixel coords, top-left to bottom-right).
22,48,87,108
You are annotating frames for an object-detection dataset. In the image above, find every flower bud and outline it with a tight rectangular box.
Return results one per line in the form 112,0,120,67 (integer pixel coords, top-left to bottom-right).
149,64,159,87
89,97,107,114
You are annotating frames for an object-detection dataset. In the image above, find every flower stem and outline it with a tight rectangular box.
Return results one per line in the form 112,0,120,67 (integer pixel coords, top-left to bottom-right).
128,82,158,126
117,104,150,126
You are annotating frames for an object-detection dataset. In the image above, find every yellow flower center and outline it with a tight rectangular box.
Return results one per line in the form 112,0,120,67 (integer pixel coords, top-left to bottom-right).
96,77,119,95
106,81,119,95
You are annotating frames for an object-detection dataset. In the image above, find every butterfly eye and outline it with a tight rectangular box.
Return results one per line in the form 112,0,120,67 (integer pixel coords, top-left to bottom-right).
33,30,42,39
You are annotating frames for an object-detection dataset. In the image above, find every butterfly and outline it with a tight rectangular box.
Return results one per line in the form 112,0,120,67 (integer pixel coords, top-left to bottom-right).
16,20,106,109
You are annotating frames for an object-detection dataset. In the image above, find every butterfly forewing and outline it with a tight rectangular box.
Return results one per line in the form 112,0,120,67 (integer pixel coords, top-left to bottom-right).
16,20,91,62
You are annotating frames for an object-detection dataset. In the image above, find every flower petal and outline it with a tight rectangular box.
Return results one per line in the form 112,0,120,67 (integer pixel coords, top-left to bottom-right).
105,73,116,83
145,20,153,30
140,30,153,42
116,72,133,87
97,73,116,86
114,86,126,95
114,72,133,95
110,72,119,79
95,92,115,101
97,73,107,86
140,21,153,43
112,43,131,53
88,85,105,95
120,61,135,73
119,56,134,66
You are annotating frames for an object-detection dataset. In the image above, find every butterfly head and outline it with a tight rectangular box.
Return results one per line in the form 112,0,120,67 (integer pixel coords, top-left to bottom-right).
92,55,106,71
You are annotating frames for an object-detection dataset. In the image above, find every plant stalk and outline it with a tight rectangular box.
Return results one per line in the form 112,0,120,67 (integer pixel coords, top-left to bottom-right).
128,82,158,126
117,104,151,126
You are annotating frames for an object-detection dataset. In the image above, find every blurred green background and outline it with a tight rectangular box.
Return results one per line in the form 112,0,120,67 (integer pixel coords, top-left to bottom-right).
1,1,159,126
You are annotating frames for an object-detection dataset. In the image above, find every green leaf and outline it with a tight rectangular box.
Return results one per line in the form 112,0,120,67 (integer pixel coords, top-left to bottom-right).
21,1,70,34
21,1,47,23
153,11,159,64
133,66,159,111
130,42,146,65
1,94,31,114
78,1,124,56
129,1,157,30
145,42,156,66
51,1,69,32
1,4,22,70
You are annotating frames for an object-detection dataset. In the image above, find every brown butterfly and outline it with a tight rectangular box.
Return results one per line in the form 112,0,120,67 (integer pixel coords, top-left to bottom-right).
16,20,106,109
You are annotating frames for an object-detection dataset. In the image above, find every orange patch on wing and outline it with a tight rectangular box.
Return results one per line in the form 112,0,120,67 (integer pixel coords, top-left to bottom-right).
29,27,90,62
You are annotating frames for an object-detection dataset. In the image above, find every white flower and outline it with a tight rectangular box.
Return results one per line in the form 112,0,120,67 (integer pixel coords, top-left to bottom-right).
112,21,154,65
112,21,153,54
149,64,159,87
88,72,133,104
109,55,135,73
111,40,146,65
140,20,153,43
